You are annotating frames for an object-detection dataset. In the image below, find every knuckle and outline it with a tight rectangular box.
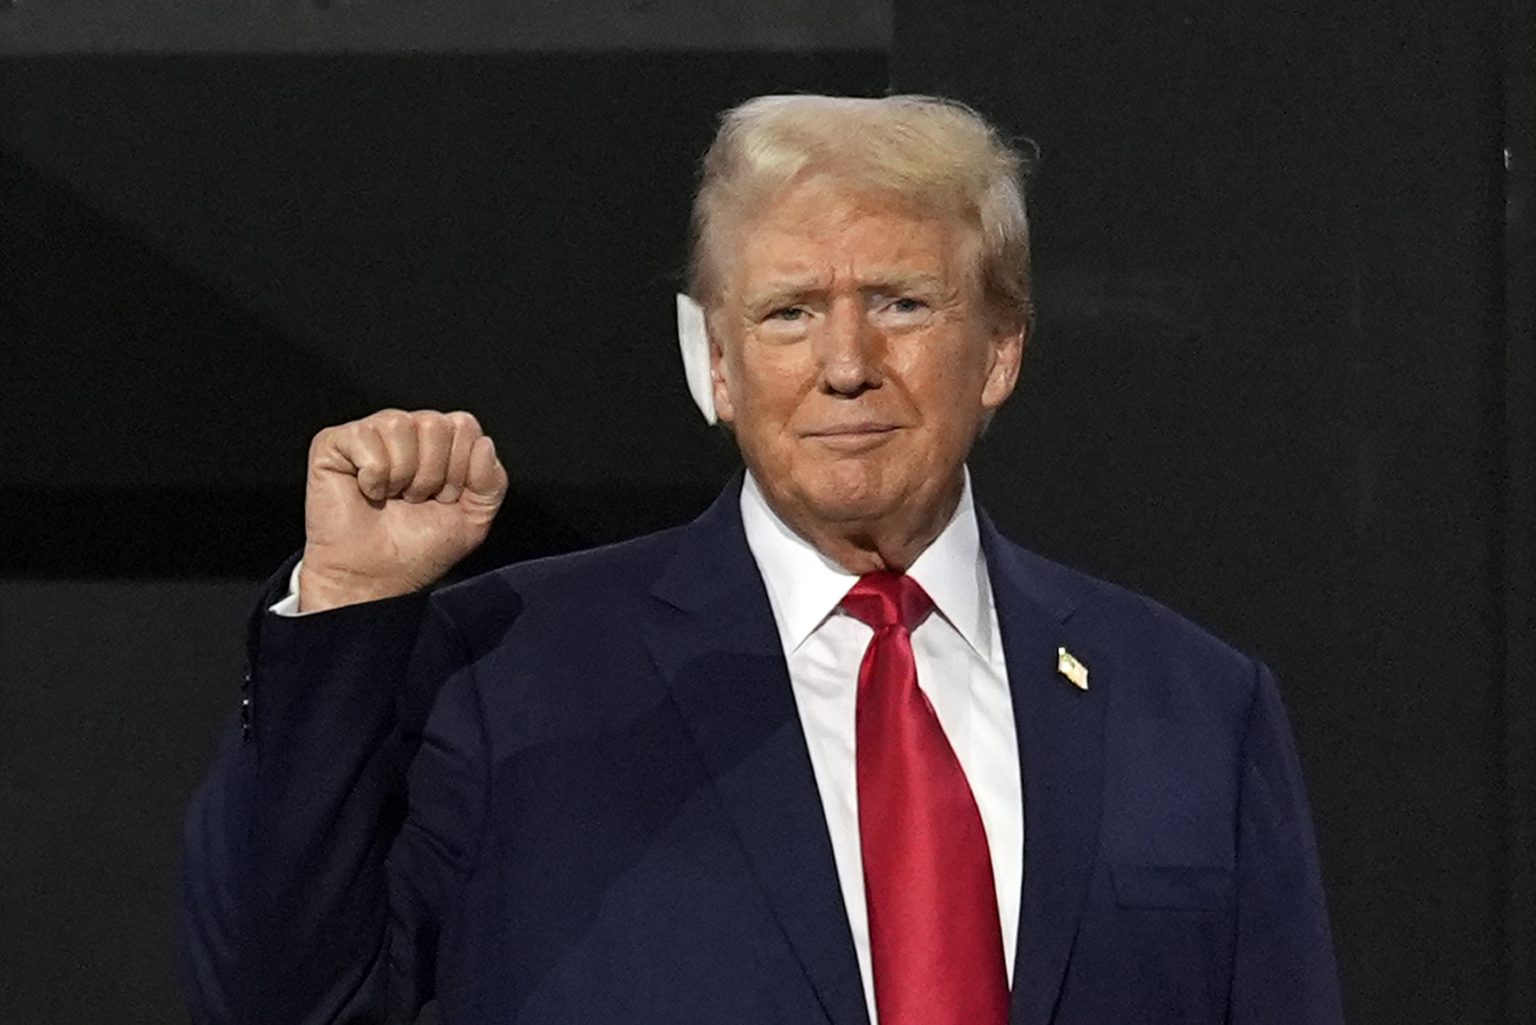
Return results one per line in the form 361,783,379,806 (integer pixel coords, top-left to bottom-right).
418,417,453,445
447,410,482,434
310,419,349,447
411,408,446,428
373,409,413,435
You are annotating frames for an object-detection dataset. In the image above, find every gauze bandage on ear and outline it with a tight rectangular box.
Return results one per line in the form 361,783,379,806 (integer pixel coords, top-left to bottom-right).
676,293,717,425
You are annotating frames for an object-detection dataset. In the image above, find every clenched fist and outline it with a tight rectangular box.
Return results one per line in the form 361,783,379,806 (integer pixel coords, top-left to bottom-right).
298,409,509,612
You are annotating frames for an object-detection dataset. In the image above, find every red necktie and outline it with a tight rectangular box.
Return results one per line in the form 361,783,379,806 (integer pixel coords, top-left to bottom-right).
843,572,1009,1025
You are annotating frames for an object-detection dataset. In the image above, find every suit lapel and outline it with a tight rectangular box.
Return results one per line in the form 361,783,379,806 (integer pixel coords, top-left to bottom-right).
645,478,869,1025
980,515,1106,1025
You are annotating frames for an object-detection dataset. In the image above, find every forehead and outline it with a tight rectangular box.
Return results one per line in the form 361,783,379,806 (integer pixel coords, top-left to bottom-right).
724,182,971,293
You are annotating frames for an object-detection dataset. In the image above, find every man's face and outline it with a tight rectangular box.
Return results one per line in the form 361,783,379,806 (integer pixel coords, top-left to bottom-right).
710,181,1023,543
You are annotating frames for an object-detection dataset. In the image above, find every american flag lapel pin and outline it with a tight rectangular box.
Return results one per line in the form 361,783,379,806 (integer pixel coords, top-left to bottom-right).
1057,647,1089,691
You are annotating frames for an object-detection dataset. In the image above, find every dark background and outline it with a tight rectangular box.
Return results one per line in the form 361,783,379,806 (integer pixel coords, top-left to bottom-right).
1,2,1531,1023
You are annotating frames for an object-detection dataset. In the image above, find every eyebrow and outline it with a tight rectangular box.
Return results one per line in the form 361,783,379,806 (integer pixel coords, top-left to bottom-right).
743,272,950,310
859,273,948,296
743,280,823,311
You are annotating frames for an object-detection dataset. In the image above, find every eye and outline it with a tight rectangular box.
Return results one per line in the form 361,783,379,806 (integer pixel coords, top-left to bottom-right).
875,295,932,322
766,306,808,322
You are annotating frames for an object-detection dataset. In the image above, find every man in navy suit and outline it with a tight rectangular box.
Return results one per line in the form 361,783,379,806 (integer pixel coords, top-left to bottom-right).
181,94,1345,1025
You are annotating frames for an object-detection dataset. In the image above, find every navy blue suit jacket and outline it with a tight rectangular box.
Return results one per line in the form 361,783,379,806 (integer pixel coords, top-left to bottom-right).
181,477,1344,1024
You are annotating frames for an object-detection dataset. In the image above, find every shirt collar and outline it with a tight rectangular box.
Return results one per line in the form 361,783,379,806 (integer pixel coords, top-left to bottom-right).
739,468,993,660
905,474,992,661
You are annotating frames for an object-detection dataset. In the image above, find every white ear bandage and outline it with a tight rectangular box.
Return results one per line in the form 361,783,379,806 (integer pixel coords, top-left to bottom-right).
676,293,717,425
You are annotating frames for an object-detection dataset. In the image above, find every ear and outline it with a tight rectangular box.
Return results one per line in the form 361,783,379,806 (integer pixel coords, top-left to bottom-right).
710,326,738,424
980,322,1026,410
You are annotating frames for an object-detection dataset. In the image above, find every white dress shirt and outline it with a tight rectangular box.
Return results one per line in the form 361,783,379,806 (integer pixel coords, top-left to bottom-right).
274,472,1023,1020
739,471,1021,1022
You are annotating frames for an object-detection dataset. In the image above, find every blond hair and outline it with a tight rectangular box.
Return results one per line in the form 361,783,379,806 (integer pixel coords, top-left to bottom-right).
688,93,1032,329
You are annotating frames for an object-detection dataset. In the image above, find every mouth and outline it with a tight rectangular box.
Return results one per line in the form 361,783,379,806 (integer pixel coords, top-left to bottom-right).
803,423,902,450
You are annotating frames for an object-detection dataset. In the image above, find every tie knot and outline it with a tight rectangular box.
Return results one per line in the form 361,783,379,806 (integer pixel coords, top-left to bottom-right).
842,571,933,631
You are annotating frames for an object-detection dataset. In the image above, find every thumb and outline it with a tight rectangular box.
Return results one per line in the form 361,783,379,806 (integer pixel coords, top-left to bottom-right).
463,435,508,507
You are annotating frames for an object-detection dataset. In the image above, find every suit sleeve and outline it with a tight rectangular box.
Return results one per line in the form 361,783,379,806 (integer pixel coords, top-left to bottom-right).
1228,662,1347,1024
179,557,490,1025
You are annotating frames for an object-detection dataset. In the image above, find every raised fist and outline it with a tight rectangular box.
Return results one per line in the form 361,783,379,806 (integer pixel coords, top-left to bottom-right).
298,409,508,612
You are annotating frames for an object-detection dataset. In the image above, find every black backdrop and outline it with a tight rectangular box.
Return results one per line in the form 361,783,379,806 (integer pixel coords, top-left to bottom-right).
1,2,1532,1023
894,3,1536,1023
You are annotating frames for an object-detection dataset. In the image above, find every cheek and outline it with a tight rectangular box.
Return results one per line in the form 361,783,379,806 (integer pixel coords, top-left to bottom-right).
735,343,814,413
901,348,972,401
899,346,991,434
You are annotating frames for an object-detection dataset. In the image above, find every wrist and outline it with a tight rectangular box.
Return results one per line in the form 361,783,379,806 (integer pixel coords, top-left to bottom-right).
296,556,429,612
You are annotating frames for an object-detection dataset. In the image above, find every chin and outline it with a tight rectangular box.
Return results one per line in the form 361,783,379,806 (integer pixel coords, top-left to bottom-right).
795,471,907,525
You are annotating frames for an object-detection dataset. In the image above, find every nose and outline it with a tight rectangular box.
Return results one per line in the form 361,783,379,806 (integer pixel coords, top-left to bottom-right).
815,297,883,396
